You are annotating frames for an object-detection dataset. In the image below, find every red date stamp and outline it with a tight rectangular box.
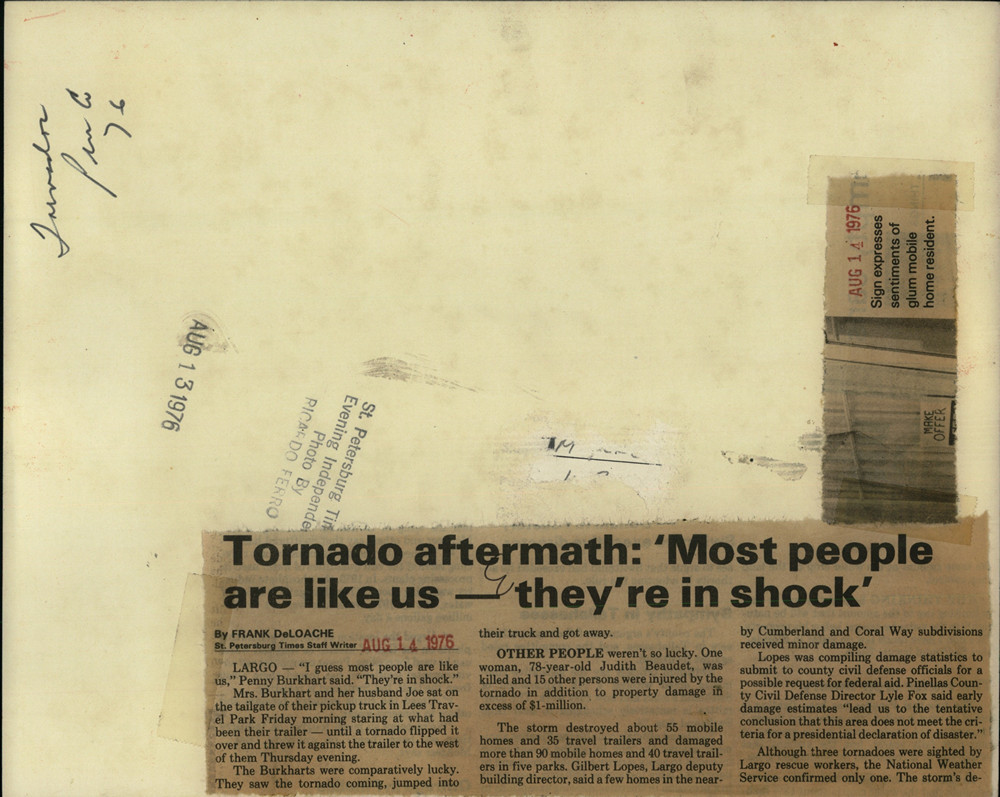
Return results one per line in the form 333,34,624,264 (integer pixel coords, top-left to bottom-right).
362,634,455,652
844,204,865,298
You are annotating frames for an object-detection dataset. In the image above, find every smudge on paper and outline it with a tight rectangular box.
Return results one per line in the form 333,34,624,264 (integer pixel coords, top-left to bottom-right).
362,355,476,392
721,450,807,482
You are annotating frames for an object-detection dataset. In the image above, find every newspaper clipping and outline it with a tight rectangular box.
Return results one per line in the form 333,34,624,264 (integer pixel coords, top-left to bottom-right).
822,172,959,524
203,521,991,795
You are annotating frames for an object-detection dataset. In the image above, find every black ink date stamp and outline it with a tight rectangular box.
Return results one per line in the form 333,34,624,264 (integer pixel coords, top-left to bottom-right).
160,319,208,431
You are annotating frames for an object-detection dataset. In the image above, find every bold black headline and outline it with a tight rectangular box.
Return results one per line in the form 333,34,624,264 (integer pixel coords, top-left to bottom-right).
216,533,934,614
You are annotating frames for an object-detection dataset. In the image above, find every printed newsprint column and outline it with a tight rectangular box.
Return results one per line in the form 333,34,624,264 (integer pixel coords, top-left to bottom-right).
822,171,960,524
203,521,992,795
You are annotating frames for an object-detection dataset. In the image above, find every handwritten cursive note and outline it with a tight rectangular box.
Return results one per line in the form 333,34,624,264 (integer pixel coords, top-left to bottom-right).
29,88,133,259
